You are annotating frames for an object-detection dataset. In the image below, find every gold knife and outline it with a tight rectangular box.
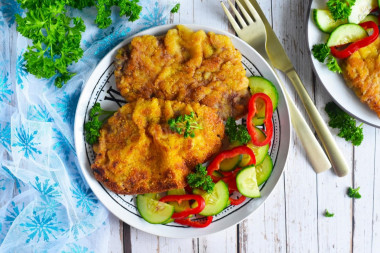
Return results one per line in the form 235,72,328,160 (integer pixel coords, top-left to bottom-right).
244,0,349,177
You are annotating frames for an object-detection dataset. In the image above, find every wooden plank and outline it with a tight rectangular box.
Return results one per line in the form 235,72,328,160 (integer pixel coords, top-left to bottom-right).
372,128,380,253
107,213,124,253
271,0,319,251
315,80,354,253
352,125,376,253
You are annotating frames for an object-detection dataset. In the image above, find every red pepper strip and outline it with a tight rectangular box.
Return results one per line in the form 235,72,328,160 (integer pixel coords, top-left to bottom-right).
247,93,273,146
174,216,213,228
159,194,205,219
207,146,256,181
330,21,379,59
229,195,246,205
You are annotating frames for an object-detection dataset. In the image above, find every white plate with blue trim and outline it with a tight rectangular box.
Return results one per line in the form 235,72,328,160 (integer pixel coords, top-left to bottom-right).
74,24,291,238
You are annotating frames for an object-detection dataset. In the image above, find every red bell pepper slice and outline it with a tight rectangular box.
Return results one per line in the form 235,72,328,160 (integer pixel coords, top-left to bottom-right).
330,21,379,59
174,216,213,228
159,194,205,219
229,195,246,205
207,146,256,181
247,93,273,146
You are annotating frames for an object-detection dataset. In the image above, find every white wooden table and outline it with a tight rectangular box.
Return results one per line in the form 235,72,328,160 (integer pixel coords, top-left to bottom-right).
106,0,380,252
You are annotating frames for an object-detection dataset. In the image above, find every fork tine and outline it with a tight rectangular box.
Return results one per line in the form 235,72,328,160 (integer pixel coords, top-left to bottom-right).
221,2,242,32
235,0,254,24
227,0,247,28
242,0,261,22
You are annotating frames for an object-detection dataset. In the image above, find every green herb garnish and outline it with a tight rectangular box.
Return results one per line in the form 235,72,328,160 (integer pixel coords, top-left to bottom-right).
327,0,356,21
187,164,215,193
171,3,180,13
168,112,202,138
85,103,116,144
324,209,335,217
225,117,251,145
325,102,363,146
347,187,361,199
312,44,342,73
15,0,142,87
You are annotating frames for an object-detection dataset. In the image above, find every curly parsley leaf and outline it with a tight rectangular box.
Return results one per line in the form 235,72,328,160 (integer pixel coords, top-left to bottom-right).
325,102,363,146
347,187,361,199
324,209,335,217
225,117,251,145
327,0,356,21
171,3,180,13
187,164,215,193
312,44,342,73
168,112,202,138
85,103,116,144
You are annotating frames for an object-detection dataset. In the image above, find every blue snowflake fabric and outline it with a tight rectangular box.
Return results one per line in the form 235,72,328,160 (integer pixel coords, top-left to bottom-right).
0,1,174,252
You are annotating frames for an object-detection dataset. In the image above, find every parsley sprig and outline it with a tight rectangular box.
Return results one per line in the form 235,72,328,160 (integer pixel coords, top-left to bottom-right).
187,164,215,193
15,0,142,87
325,102,363,146
171,3,180,13
85,103,116,145
324,209,335,217
225,117,251,145
347,187,361,199
168,112,202,138
327,0,356,21
312,44,342,73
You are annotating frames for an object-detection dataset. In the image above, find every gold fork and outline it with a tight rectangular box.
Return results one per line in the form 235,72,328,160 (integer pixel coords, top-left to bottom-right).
221,0,348,176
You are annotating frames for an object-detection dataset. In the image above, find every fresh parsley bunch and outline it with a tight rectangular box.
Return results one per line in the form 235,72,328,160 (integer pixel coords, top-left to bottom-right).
15,0,142,88
85,103,116,144
312,44,342,73
187,164,215,193
327,0,356,21
168,112,203,138
225,117,251,145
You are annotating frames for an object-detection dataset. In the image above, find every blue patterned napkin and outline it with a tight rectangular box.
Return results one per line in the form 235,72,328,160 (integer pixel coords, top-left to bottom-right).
0,1,173,251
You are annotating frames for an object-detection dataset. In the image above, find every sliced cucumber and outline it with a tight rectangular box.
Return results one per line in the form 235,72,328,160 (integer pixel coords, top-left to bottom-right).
239,128,269,167
167,189,190,213
327,24,368,47
236,165,261,198
361,14,379,25
136,195,174,224
348,0,377,24
192,180,229,216
212,171,224,179
219,154,242,172
255,155,273,186
248,76,279,111
313,9,346,33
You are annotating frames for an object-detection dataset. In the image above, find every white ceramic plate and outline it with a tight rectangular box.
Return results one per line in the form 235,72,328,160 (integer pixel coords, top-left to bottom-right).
307,0,380,127
74,24,291,238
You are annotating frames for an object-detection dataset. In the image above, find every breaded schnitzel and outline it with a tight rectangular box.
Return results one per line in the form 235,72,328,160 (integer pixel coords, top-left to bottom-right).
342,37,380,118
91,98,224,195
114,25,250,120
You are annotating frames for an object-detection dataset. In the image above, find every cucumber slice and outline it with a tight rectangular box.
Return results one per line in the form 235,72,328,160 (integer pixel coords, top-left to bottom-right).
167,189,190,213
313,9,346,33
239,128,269,167
136,195,174,224
219,154,242,172
361,14,379,25
248,76,279,111
348,0,377,24
327,24,368,47
255,155,273,186
236,165,261,198
212,171,224,179
192,180,229,216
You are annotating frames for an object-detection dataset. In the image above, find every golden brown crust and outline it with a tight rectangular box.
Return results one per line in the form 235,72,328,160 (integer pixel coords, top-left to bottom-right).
114,25,250,120
91,98,225,195
341,37,380,118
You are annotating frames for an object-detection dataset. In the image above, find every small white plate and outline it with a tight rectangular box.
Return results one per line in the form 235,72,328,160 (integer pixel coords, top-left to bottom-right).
307,0,380,127
74,24,291,238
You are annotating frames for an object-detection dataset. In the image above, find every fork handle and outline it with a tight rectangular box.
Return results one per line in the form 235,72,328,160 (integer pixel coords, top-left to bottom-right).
287,69,349,177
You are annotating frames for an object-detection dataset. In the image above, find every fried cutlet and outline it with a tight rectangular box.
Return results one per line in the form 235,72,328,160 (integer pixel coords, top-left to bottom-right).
114,25,250,120
91,98,225,195
341,37,380,118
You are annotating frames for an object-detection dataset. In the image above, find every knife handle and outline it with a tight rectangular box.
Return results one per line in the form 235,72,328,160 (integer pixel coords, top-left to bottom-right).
283,88,331,173
286,69,349,177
